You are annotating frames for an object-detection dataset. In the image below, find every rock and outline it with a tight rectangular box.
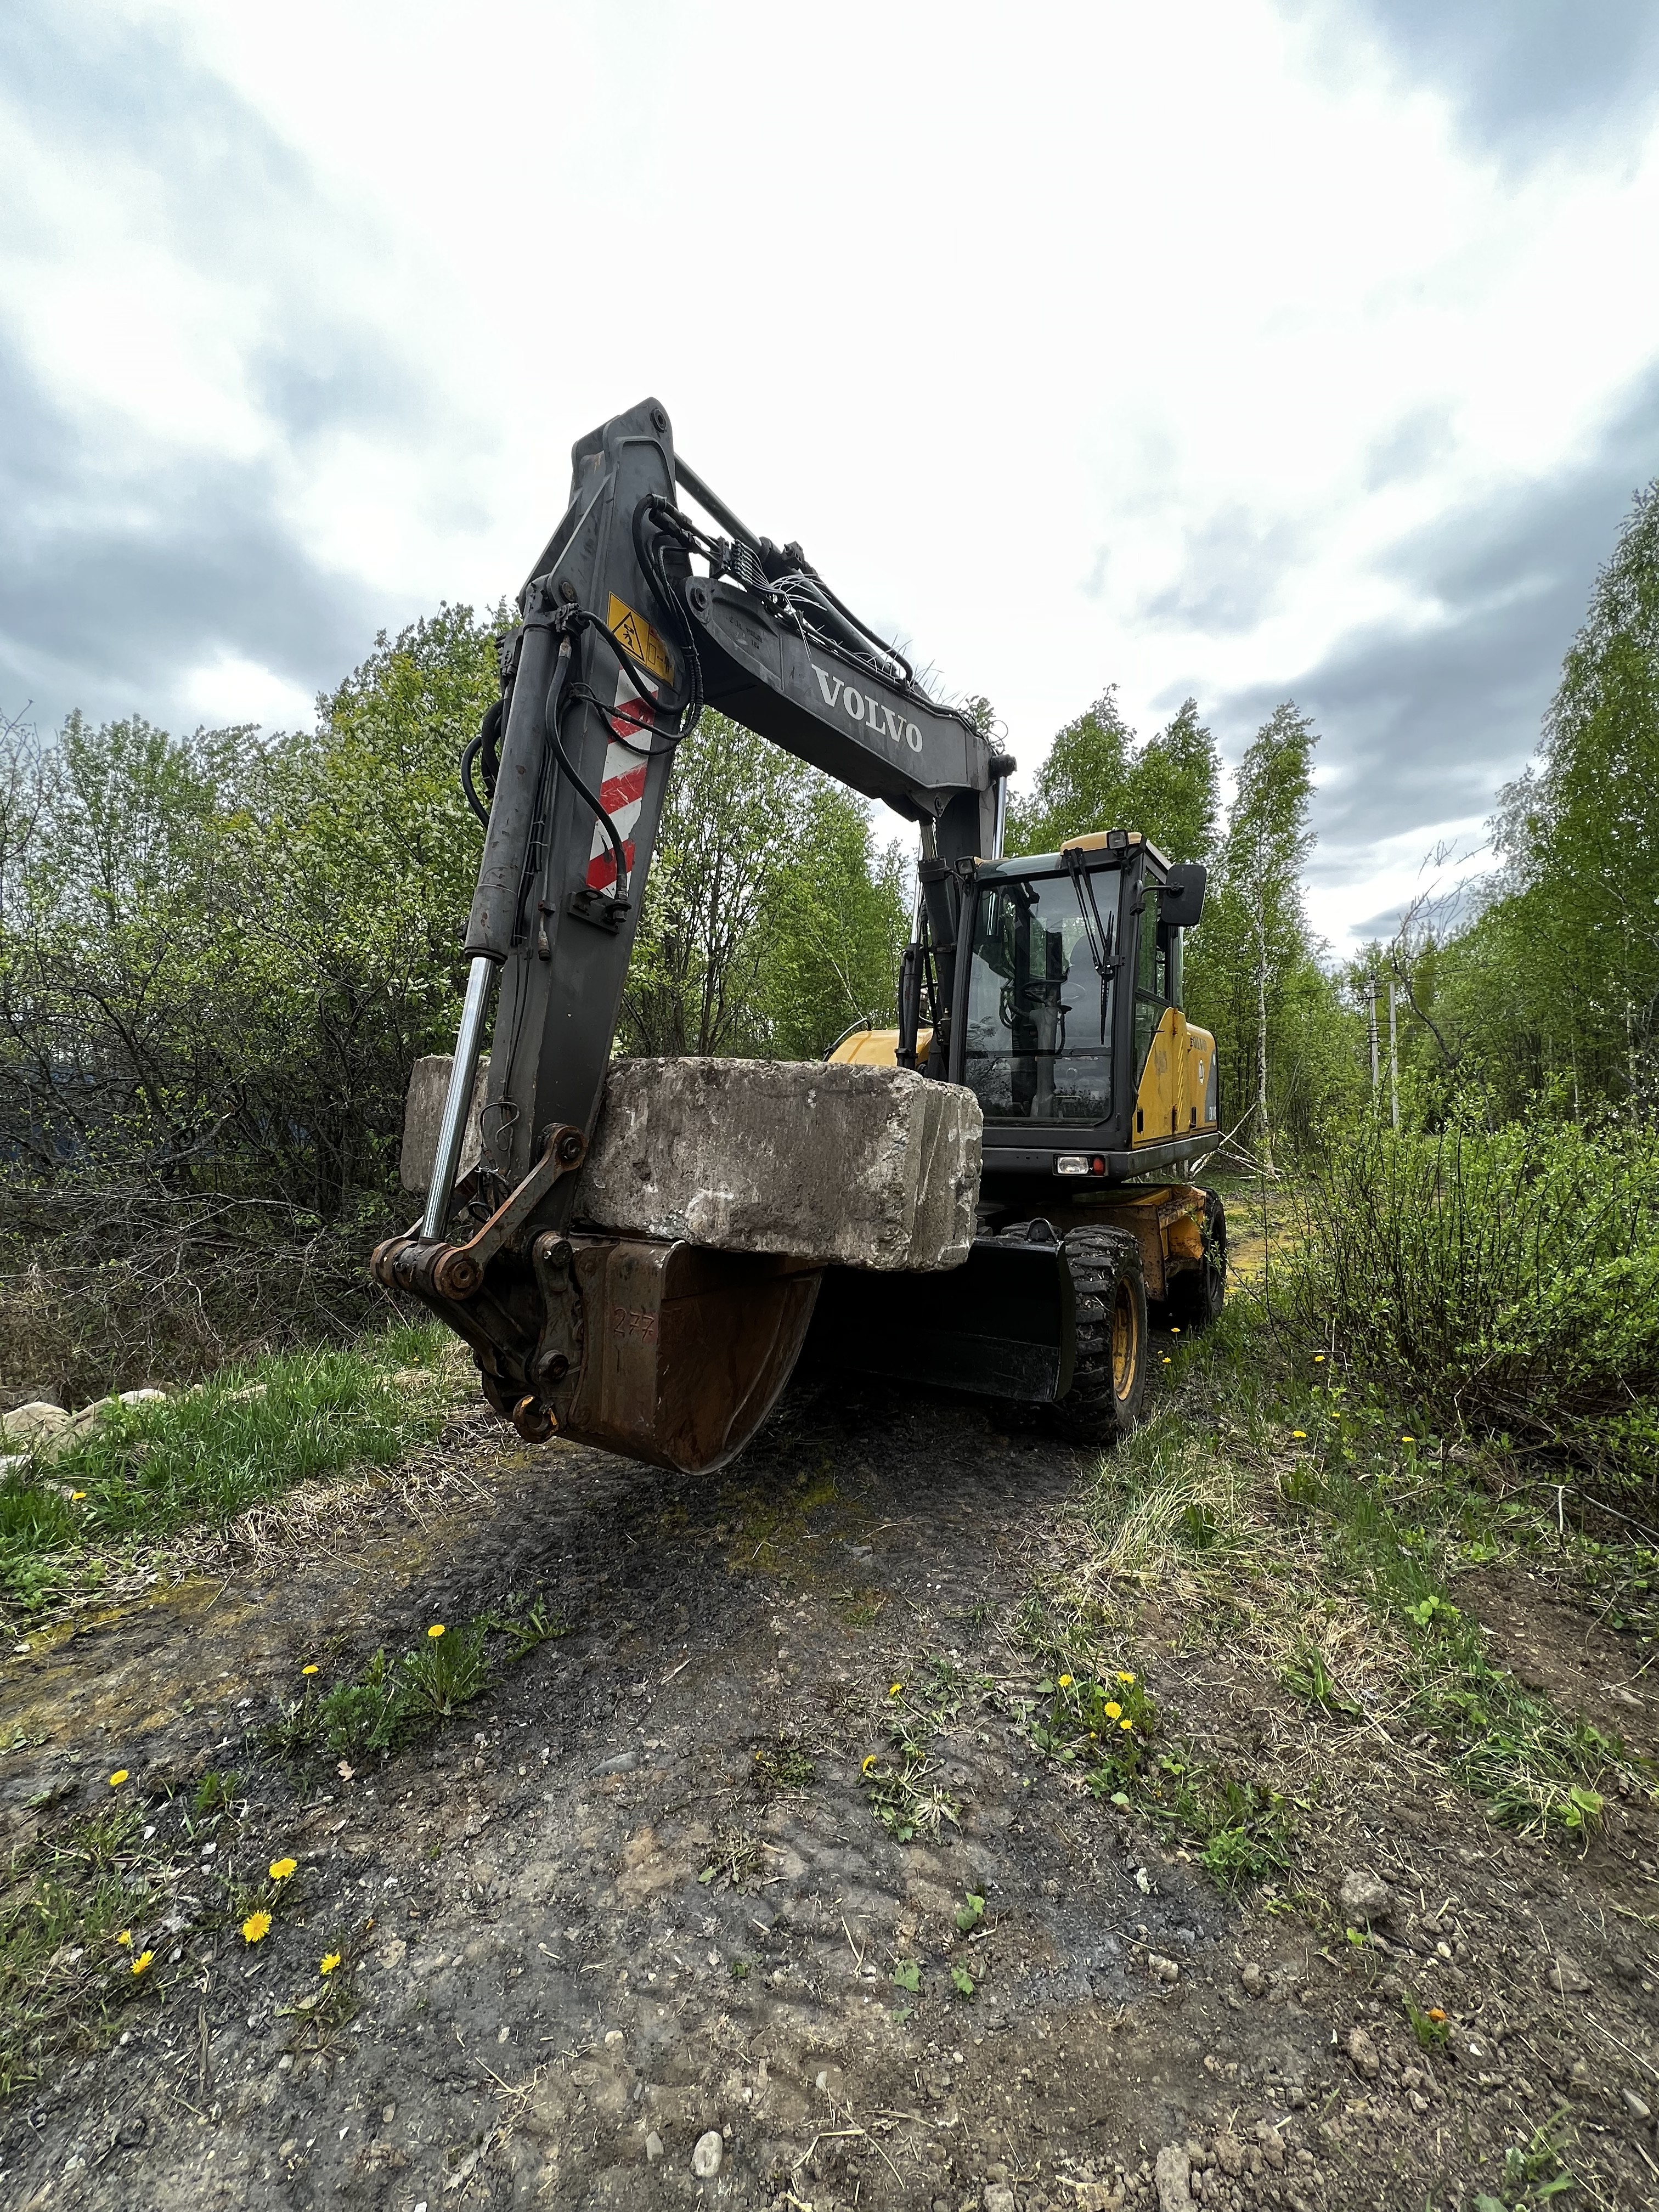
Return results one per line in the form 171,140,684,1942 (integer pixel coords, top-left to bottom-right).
1547,1954,1592,1996
1345,2025,1380,2080
1148,1953,1181,1985
1239,1962,1266,1997
1255,2124,1284,2171
1214,2134,1244,2178
1338,1869,1394,1925
1622,2087,1651,2122
399,1053,490,1193
577,1057,983,1270
985,2188,1017,2212
118,1388,168,1407
1066,2186,1124,2211
645,2132,664,2162
691,2129,723,2179
406,1052,982,1271
1153,2146,1194,2210
0,1401,71,1448
592,1751,639,1775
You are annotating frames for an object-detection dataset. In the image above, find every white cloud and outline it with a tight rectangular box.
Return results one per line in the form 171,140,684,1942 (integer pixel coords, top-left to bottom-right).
5,0,1657,948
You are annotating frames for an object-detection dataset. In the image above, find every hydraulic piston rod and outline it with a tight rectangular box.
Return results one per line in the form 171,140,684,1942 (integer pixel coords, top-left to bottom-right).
421,953,495,1241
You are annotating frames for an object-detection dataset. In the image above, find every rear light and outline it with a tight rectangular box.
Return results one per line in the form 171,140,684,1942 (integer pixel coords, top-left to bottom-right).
1091,1155,1106,1174
1056,1155,1088,1175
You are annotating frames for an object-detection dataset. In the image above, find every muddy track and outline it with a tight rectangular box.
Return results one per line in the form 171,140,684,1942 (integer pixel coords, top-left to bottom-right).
3,1370,1657,2210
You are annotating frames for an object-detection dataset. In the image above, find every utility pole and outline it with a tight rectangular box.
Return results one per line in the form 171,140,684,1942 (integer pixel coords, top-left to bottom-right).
1388,977,1400,1130
1367,972,1380,1102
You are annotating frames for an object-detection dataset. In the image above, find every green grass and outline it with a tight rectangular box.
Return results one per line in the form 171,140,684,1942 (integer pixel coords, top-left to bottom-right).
1063,1287,1656,1851
0,1324,452,1617
0,1799,177,2094
261,1596,563,1770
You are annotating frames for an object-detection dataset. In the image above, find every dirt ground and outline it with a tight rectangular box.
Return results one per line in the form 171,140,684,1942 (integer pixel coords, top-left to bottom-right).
3,1357,1659,2212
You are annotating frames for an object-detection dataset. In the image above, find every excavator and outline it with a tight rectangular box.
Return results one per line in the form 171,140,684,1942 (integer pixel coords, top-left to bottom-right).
373,399,1226,1471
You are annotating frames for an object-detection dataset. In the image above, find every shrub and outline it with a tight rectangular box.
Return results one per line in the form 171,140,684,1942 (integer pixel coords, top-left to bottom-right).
1276,1114,1659,1493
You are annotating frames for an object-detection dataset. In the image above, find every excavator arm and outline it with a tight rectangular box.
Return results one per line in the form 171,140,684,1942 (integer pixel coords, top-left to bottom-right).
373,397,1011,1463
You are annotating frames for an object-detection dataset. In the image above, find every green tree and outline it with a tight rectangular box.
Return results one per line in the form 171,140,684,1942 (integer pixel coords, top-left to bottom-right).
1006,690,1220,862
1186,704,1331,1167
760,783,909,1058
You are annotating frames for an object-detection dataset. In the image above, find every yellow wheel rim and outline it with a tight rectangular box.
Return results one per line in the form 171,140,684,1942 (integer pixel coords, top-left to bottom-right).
1111,1281,1138,1400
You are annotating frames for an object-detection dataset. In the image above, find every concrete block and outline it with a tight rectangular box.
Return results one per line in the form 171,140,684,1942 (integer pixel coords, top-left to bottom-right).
573,1057,981,1272
400,1053,981,1269
400,1054,489,1194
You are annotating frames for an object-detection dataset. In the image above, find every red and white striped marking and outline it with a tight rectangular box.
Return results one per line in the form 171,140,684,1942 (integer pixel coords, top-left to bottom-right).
586,662,657,889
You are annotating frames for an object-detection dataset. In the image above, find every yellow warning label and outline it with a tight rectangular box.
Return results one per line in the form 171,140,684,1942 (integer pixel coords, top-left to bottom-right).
608,594,673,684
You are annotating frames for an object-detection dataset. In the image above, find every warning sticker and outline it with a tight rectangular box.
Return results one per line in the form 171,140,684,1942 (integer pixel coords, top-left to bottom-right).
608,594,674,684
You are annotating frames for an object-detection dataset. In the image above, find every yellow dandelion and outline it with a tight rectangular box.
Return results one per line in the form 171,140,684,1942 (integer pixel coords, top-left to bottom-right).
1170,1327,1181,1335
861,1754,878,1774
269,1858,297,1882
131,1950,154,1977
1119,1717,1133,1731
301,1663,319,1677
1291,1430,1307,1440
1057,1673,1074,1689
1313,1354,1326,1364
116,1929,133,1948
319,1952,342,1976
427,1623,445,1639
1162,1356,1172,1365
1426,2007,1446,2023
109,1769,129,1787
1400,1434,1415,1444
889,1682,902,1697
241,1910,272,1945
1116,1671,1135,1685
71,1491,87,1502
1103,1701,1122,1721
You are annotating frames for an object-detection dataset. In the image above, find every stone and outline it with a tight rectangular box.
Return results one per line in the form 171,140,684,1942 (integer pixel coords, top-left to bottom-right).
1345,2025,1380,2080
691,2128,723,2179
1547,1954,1592,1996
1148,1953,1181,1985
645,2132,664,2162
0,1401,71,1447
404,1053,982,1271
1338,1869,1394,1925
985,2188,1017,2212
1255,2125,1284,2171
1622,2088,1651,2122
1154,2145,1194,2211
399,1053,489,1194
1214,2134,1244,2179
1239,1962,1266,1997
577,1057,981,1270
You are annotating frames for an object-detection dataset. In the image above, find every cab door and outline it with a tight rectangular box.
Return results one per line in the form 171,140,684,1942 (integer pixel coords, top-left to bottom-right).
1131,877,1190,1148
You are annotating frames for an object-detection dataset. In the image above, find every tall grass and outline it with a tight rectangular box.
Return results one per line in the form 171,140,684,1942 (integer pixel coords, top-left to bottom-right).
1274,1115,1659,1493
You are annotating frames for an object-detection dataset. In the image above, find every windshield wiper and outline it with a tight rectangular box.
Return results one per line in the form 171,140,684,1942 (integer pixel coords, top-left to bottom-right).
1063,849,1117,1037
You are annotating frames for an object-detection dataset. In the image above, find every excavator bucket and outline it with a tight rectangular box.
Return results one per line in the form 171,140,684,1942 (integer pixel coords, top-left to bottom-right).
551,1239,822,1474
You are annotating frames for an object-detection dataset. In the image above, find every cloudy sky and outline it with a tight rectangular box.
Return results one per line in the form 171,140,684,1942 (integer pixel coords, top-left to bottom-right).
3,2,1657,950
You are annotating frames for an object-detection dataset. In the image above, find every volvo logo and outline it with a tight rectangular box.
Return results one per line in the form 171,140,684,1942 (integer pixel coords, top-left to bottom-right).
811,664,923,752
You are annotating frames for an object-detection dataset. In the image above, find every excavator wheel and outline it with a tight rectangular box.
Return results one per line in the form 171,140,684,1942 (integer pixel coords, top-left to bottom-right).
1046,1226,1149,1447
1167,1187,1228,1331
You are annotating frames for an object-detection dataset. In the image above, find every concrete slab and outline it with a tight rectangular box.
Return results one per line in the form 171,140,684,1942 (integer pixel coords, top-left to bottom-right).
401,1054,981,1272
575,1057,981,1272
399,1054,489,1194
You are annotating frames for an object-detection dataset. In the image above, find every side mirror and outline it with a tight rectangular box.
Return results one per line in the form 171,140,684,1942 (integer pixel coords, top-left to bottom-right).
1161,862,1207,929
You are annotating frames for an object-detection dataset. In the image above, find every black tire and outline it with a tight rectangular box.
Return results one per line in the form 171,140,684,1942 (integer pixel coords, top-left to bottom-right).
1168,1188,1227,1331
1046,1226,1149,1446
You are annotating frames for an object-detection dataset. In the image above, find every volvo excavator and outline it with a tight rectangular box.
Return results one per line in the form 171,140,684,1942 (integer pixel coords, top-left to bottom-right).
373,399,1226,1471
